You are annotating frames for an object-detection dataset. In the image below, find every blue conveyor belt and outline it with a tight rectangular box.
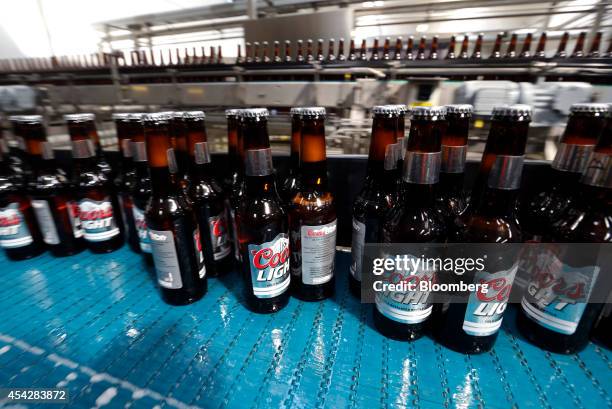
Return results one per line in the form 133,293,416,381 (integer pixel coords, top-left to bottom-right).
0,247,610,408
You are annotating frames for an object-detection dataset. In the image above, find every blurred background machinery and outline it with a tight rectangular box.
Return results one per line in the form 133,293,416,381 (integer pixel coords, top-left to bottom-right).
0,0,610,160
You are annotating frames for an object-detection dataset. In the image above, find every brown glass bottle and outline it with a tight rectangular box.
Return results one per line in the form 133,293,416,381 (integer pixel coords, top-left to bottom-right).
227,109,246,264
435,105,472,230
236,44,243,64
0,138,44,260
348,39,357,61
68,114,112,179
416,36,427,60
306,39,314,62
534,32,547,58
253,42,261,63
245,42,253,63
588,32,602,57
471,33,483,59
337,38,346,61
283,40,293,63
236,109,290,313
262,41,270,63
6,115,30,188
360,39,368,61
519,33,533,58
505,33,518,58
273,41,281,63
555,32,569,58
65,113,124,253
113,113,139,253
393,37,403,60
520,103,608,241
382,37,391,60
144,112,207,306
281,108,303,207
296,40,305,63
183,111,233,278
518,115,612,353
435,105,531,354
22,116,84,257
571,32,586,57
370,38,380,61
459,35,469,59
170,112,190,193
129,113,153,265
429,36,439,60
290,107,337,301
350,106,400,298
489,33,503,59
445,35,456,59
377,106,446,340
327,39,336,62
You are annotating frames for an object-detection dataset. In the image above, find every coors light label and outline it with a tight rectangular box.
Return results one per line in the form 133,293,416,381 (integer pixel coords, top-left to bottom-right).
248,233,290,299
0,203,33,249
78,198,120,242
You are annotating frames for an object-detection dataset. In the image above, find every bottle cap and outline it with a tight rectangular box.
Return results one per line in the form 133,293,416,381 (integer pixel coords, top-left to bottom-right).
144,112,173,123
372,105,400,115
491,104,532,121
239,108,269,118
64,113,95,122
225,109,242,118
15,115,43,123
299,107,326,118
183,111,205,119
111,113,130,120
570,103,609,115
410,106,446,121
444,104,474,115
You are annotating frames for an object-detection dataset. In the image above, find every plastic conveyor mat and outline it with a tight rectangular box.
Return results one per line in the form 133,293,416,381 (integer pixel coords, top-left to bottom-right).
0,247,610,409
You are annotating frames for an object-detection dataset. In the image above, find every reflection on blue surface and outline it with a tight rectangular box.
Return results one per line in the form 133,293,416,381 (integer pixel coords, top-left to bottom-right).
0,247,610,409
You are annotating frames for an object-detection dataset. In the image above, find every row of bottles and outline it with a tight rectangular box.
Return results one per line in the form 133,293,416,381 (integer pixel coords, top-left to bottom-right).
1,31,609,73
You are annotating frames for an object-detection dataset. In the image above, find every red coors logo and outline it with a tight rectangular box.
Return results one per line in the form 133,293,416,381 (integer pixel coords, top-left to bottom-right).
79,207,113,221
252,245,289,270
477,278,512,302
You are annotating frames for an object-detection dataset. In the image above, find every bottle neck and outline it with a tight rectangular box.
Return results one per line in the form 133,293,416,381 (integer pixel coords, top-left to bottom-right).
300,161,328,191
150,166,176,196
245,174,278,197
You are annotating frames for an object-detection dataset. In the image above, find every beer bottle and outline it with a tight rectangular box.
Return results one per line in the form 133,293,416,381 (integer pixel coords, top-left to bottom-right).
236,108,290,312
555,32,569,58
382,37,391,60
22,116,84,257
284,40,292,63
224,109,242,191
65,113,124,253
505,33,518,58
236,44,243,64
435,105,531,354
306,39,314,62
262,41,270,63
571,32,586,57
170,112,190,193
144,112,207,305
435,104,472,229
394,104,408,175
80,114,113,179
360,39,368,61
245,42,253,63
416,36,427,60
406,36,414,60
459,35,469,59
337,38,346,61
535,32,547,58
327,38,336,61
113,113,139,253
253,42,261,63
518,114,612,353
296,40,305,63
6,115,30,188
348,39,357,61
429,36,439,60
489,33,503,59
281,108,303,207
519,33,533,58
129,113,153,265
471,33,483,59
605,36,612,57
273,41,281,63
350,106,400,298
182,111,233,277
316,39,325,62
290,107,337,301
0,137,44,260
370,38,380,61
226,109,245,263
521,103,608,241
445,35,456,60
588,31,602,57
377,106,446,340
393,37,403,60
217,45,222,64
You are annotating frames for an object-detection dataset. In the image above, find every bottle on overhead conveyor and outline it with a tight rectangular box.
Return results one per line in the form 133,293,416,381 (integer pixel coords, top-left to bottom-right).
459,35,469,59
471,33,483,59
505,33,518,58
445,35,456,59
571,32,587,57
554,32,569,58
489,33,503,59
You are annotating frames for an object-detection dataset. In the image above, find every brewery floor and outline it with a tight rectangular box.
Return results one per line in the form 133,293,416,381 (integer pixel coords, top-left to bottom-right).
1,248,610,408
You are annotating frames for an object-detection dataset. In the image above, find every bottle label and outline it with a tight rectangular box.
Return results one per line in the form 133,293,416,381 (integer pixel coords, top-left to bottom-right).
78,198,120,242
299,220,337,285
194,142,211,165
245,148,274,176
375,255,435,324
132,205,151,253
229,207,241,261
462,264,517,336
71,139,95,159
0,202,33,249
487,155,524,190
384,143,399,171
208,212,231,261
552,143,594,173
248,233,290,298
521,261,599,335
193,229,206,279
132,141,147,162
67,201,84,238
121,139,132,158
149,229,183,289
580,152,612,188
403,152,441,184
31,199,60,245
350,218,366,281
441,145,467,173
